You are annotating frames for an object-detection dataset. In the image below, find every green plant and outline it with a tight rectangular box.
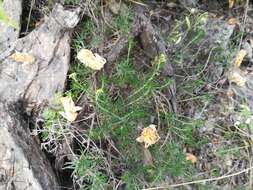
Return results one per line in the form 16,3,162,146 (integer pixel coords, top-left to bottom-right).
114,7,134,34
42,12,211,189
68,46,191,188
66,152,108,190
72,19,101,50
38,3,253,189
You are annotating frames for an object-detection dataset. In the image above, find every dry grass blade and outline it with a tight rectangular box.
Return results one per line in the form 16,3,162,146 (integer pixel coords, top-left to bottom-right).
143,166,253,190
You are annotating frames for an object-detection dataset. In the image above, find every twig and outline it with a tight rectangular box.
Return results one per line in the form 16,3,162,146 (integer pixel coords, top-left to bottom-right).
129,0,148,7
142,166,253,190
25,0,35,34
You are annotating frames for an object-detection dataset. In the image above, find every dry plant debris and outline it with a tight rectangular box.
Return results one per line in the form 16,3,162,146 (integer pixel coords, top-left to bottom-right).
136,124,160,148
234,49,247,68
250,38,253,48
227,49,247,86
228,0,235,9
227,17,240,25
77,48,106,70
228,69,246,86
59,96,82,122
186,153,198,164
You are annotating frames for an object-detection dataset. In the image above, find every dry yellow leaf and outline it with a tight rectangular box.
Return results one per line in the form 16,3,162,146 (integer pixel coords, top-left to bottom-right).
228,0,234,9
77,48,106,71
59,96,82,122
10,52,35,63
136,124,160,148
228,70,246,86
186,153,197,164
234,49,247,67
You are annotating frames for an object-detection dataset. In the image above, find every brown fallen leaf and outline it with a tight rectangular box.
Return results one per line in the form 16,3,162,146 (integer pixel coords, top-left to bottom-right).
186,153,197,164
77,48,106,71
10,52,35,63
234,49,247,67
59,96,82,122
136,124,160,148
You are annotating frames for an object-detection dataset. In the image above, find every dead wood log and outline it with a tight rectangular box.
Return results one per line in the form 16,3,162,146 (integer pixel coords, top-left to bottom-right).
0,2,81,190
0,102,59,190
0,3,80,108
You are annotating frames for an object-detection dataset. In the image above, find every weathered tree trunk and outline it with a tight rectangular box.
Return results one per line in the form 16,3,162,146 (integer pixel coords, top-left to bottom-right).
0,0,22,52
0,102,59,190
0,1,81,189
0,3,80,107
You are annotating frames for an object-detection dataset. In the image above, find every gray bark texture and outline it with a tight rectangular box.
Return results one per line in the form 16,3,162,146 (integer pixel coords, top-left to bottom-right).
0,102,58,190
0,0,22,52
0,1,81,189
0,3,80,106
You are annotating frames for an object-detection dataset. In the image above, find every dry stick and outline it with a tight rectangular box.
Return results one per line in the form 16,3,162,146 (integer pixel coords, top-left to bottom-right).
25,0,35,34
142,166,253,190
187,47,214,79
129,0,148,6
245,141,253,189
